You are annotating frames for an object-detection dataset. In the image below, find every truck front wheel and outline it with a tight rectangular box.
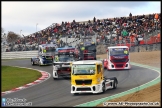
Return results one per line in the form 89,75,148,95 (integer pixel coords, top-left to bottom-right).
73,93,79,95
31,60,34,65
53,78,58,80
113,80,117,89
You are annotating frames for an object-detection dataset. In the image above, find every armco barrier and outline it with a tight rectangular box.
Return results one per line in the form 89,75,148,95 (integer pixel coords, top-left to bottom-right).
2,51,38,59
2,37,79,59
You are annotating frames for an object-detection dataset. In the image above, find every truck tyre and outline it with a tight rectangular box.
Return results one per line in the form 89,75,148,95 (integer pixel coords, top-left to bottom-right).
107,65,111,71
53,71,59,80
53,78,58,80
73,93,79,95
107,67,110,71
102,83,106,93
31,61,34,65
113,80,117,89
39,61,41,66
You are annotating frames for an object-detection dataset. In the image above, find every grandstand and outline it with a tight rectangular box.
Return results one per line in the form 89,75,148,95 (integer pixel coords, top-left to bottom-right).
2,13,161,52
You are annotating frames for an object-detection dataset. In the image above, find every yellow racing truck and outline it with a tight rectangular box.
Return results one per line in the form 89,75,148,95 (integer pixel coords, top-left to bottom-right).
71,60,118,95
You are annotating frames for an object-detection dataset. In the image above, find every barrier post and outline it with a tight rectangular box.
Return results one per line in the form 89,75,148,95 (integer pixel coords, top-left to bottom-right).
110,31,112,46
144,32,148,51
129,37,131,50
155,37,158,50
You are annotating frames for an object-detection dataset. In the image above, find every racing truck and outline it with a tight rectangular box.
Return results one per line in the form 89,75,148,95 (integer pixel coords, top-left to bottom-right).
53,46,76,80
31,44,57,66
103,46,131,70
77,36,96,60
71,60,118,95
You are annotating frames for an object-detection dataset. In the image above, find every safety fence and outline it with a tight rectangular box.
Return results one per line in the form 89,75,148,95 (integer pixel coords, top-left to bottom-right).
2,43,160,59
96,43,161,55
1,31,161,59
130,43,161,52
2,51,38,59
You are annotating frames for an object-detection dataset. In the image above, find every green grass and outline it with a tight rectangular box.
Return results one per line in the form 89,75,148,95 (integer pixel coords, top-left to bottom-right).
2,66,42,92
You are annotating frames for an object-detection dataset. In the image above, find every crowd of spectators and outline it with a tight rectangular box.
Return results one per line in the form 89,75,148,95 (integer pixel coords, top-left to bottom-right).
3,13,161,52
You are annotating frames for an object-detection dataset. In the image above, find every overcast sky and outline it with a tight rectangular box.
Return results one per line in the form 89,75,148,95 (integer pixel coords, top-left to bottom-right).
2,1,160,36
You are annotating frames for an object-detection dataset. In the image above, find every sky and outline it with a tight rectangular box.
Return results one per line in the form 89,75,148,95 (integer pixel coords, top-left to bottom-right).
2,1,161,36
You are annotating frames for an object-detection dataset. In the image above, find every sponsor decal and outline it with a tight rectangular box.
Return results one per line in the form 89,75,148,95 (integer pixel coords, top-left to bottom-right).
79,76,87,78
113,56,124,59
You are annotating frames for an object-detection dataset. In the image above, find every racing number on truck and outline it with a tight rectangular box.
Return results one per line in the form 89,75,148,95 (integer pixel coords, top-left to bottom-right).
124,50,128,54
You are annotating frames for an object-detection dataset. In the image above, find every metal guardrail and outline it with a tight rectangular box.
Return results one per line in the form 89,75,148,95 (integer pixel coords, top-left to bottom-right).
2,51,38,59
2,43,160,59
1,32,161,59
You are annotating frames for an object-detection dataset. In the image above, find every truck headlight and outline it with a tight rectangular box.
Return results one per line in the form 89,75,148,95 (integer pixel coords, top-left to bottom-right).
53,66,58,70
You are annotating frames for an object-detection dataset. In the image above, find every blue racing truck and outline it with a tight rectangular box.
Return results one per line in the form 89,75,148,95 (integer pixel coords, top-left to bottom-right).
31,44,58,66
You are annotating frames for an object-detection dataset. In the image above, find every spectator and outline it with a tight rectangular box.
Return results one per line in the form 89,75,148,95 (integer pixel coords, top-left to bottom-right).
5,13,160,52
129,13,132,17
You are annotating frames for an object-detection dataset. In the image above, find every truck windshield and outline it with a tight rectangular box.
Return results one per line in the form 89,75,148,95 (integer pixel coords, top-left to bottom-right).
72,64,95,75
46,47,56,53
42,56,52,59
59,55,75,62
110,48,129,56
41,47,55,54
85,45,95,50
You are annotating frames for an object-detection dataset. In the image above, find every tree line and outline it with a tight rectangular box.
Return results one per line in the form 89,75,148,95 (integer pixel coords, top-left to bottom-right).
1,27,21,45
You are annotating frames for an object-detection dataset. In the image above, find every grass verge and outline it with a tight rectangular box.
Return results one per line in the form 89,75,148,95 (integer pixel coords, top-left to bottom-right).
2,66,42,92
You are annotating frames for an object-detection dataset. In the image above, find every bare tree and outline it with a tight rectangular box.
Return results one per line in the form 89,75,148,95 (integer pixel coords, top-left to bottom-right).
6,31,20,45
1,27,5,38
1,27,6,43
1,27,4,35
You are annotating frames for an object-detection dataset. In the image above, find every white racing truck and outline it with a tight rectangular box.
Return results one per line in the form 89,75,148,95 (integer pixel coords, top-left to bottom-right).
71,60,118,95
53,47,76,80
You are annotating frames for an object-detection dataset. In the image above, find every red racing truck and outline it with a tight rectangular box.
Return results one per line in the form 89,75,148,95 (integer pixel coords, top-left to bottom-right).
103,46,131,70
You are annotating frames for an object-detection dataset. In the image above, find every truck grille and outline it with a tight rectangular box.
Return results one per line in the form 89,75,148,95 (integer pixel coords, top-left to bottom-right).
53,63,61,65
116,64,124,67
43,60,52,64
57,67,71,72
53,63,70,66
84,58,94,60
62,63,70,65
111,59,128,63
76,88,91,91
75,79,92,85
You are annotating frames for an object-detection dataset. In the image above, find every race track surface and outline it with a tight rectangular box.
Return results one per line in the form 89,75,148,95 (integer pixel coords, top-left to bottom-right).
2,59,159,106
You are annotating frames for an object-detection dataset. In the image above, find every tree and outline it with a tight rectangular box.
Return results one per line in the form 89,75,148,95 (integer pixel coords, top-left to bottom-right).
1,27,4,35
6,31,20,44
1,27,5,38
1,27,6,43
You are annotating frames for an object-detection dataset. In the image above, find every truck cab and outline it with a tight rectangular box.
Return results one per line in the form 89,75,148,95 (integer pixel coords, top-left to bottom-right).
77,37,96,60
31,44,57,66
104,46,131,70
71,60,118,95
53,47,76,79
